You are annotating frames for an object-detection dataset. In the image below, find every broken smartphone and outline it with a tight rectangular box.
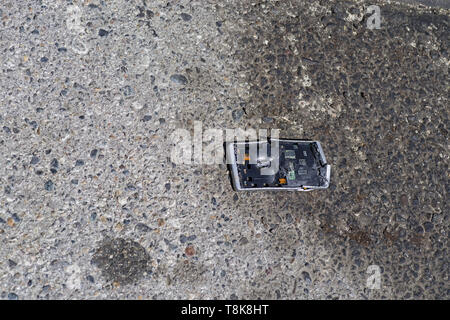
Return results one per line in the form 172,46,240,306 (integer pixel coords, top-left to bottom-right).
226,138,330,191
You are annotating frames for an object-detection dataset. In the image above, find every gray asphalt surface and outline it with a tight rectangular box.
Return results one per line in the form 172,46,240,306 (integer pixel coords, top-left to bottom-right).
0,0,448,299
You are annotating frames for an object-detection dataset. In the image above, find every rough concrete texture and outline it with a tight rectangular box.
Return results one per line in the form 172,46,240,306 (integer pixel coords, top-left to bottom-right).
0,0,448,299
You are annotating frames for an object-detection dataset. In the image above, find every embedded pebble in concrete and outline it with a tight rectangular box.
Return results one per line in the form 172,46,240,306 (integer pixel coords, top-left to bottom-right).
0,0,448,300
170,74,189,85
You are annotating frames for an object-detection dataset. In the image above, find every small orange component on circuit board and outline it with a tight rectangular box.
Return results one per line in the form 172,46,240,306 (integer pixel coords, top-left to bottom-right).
244,154,250,161
279,178,287,184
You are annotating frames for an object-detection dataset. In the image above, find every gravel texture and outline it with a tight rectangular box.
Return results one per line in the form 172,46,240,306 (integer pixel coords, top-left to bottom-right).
0,0,448,299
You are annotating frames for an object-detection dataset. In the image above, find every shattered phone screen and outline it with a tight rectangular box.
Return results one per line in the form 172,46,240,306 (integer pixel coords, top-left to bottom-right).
227,139,330,191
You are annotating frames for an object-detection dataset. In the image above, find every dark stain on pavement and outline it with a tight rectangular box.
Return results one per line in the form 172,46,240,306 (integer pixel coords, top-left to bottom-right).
91,237,151,285
219,0,448,298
